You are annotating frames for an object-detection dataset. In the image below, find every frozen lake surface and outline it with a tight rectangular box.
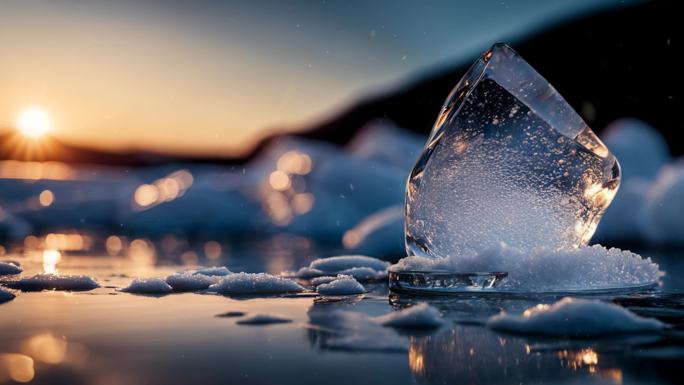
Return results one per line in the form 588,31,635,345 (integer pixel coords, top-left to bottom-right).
1,244,683,385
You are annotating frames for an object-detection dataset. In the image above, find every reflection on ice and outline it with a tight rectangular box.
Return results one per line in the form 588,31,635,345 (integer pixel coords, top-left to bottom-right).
487,297,664,337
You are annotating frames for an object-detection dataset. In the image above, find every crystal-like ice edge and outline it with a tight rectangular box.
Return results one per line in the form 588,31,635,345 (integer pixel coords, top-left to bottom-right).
397,43,651,293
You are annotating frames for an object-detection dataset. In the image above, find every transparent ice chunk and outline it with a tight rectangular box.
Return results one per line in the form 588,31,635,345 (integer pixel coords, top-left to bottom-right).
405,43,620,263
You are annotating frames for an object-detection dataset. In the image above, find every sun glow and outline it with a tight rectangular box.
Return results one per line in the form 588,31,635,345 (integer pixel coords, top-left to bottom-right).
16,108,52,138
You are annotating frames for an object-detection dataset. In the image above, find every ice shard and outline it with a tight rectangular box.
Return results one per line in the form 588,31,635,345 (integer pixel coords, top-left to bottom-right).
403,43,620,277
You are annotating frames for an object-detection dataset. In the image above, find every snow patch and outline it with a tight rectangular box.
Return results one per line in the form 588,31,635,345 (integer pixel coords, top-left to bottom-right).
0,288,15,303
375,303,444,329
298,255,389,280
192,266,232,276
392,244,661,292
0,261,22,276
316,276,365,296
6,274,99,292
209,272,304,295
121,278,173,294
165,273,218,291
487,297,665,337
309,275,346,286
236,314,292,325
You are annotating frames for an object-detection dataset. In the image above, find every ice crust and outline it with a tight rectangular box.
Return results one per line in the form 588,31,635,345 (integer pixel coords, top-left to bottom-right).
316,276,365,295
6,274,100,292
121,278,173,294
236,314,292,325
392,244,661,291
487,297,665,337
209,272,304,295
0,288,15,303
0,261,22,276
375,303,444,329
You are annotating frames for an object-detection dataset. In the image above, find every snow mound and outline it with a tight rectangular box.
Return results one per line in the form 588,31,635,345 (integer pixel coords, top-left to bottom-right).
165,273,218,291
209,272,304,295
192,266,232,276
0,261,22,276
298,255,389,280
392,244,661,292
337,266,387,280
236,314,292,325
642,162,684,246
487,297,665,337
121,278,173,294
6,274,99,292
309,275,346,286
316,276,365,295
375,303,444,329
0,288,15,303
601,119,670,181
310,255,390,272
342,205,404,257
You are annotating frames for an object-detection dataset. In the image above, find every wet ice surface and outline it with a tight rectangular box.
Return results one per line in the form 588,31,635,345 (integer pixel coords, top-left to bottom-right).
1,248,684,385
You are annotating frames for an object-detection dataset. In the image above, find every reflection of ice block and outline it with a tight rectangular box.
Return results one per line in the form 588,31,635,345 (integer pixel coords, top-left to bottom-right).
406,43,620,259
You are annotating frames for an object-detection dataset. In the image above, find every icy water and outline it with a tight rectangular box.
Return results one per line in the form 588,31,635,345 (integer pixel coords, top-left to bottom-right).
1,245,683,385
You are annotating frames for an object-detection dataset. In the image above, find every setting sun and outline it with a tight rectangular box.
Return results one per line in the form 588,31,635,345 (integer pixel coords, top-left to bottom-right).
16,108,52,139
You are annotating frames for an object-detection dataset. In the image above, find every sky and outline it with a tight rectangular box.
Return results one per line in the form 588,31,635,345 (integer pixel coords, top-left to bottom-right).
0,0,630,156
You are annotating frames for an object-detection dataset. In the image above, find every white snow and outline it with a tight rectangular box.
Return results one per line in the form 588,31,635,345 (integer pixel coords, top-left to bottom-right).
121,278,173,294
316,276,365,295
209,272,304,295
375,303,444,329
0,288,15,303
192,266,232,276
165,272,218,291
236,314,292,325
392,244,661,292
6,274,99,292
487,297,665,337
298,255,390,280
0,261,22,276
